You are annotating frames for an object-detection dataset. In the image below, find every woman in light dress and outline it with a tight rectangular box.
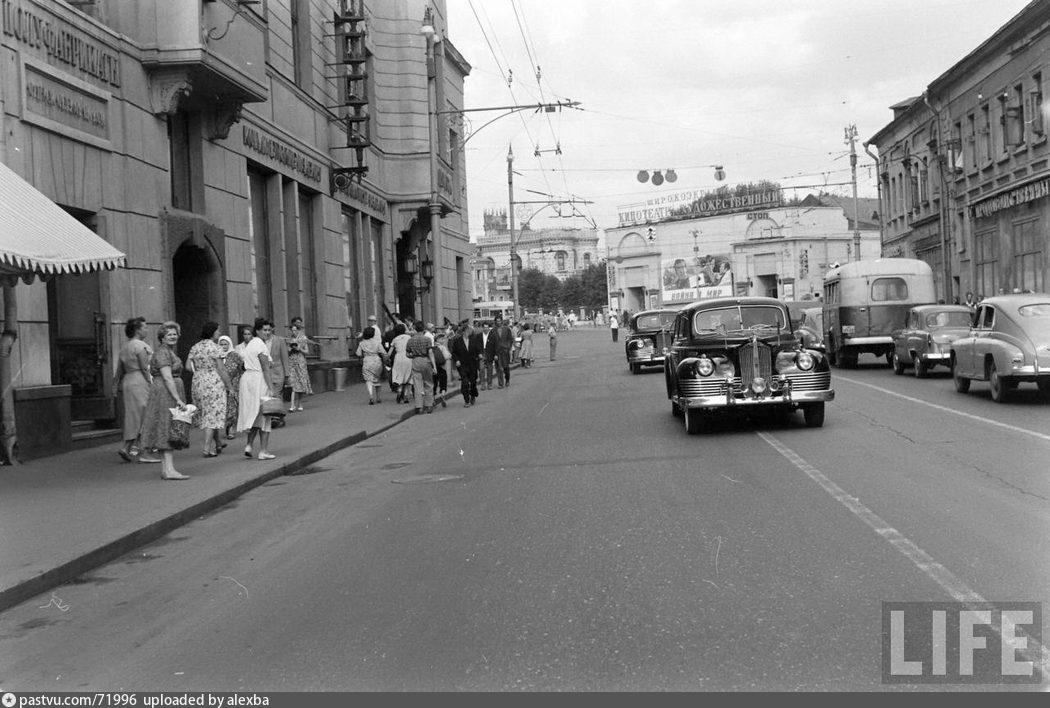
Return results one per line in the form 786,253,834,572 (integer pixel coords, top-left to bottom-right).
237,318,277,460
355,325,388,404
389,323,413,403
187,321,234,457
114,316,152,462
518,323,534,368
286,316,316,412
137,322,190,480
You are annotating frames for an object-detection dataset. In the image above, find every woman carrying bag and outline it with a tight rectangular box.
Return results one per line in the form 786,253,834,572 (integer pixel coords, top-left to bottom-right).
237,318,278,460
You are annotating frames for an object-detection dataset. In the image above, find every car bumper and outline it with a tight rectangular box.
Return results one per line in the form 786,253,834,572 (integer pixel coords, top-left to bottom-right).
676,376,835,409
920,352,951,362
628,352,664,365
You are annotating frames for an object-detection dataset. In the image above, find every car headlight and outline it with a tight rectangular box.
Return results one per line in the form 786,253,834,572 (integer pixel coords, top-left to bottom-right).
695,357,715,377
796,351,815,371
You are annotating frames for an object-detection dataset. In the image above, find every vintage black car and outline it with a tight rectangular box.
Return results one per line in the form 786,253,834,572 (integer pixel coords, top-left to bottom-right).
665,297,835,433
625,308,678,374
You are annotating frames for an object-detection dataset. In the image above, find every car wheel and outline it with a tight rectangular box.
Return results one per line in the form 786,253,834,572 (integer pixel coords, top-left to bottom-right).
1038,379,1050,397
988,361,1010,403
885,352,894,367
913,355,928,379
802,402,825,428
630,362,639,375
684,406,702,434
891,352,904,375
838,351,857,369
952,357,970,393
671,399,683,418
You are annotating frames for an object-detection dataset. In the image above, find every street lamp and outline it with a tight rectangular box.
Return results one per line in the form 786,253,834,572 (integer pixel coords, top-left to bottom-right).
508,145,520,320
421,7,443,321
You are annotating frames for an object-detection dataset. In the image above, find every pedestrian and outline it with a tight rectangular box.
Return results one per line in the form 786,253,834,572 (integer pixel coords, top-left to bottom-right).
263,320,291,427
389,323,413,403
137,321,190,480
609,312,619,342
518,323,534,367
479,320,496,390
510,320,522,365
114,316,152,463
492,313,514,387
406,320,436,414
450,320,482,406
433,331,451,407
355,323,387,405
218,334,243,441
964,291,977,311
286,316,316,412
548,322,558,361
188,322,234,458
238,318,277,460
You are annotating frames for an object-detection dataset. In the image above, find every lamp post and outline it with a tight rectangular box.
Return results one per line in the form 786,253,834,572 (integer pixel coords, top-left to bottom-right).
421,8,443,322
508,145,520,320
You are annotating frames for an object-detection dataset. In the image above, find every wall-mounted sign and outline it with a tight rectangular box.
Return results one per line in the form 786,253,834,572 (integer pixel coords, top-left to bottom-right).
2,0,121,87
437,164,456,213
969,176,1050,219
661,254,733,302
334,178,387,218
21,57,110,146
242,125,322,183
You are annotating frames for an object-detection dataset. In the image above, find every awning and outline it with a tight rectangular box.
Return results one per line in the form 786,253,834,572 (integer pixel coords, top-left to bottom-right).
0,160,125,286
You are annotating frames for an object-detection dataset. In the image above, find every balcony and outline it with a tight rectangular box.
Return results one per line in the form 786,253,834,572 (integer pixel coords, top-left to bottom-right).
140,0,267,122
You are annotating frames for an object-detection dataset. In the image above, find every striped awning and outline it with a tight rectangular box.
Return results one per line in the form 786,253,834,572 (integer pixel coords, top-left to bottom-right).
0,160,125,286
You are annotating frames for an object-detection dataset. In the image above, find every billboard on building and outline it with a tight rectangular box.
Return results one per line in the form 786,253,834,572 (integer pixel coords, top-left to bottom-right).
661,254,733,303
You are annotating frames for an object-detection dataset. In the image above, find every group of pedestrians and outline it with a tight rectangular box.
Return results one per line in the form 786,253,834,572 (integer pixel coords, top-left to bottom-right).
114,316,320,480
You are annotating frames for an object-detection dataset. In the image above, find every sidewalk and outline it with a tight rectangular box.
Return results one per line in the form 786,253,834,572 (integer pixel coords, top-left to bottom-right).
0,374,453,613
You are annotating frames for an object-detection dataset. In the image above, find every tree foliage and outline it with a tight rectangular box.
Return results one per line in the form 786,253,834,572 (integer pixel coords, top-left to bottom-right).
516,262,609,315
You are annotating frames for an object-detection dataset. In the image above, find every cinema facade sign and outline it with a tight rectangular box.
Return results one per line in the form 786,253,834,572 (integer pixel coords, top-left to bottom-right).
618,188,782,226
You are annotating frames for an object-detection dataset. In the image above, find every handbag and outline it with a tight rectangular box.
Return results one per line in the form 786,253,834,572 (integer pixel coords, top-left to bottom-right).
260,396,286,418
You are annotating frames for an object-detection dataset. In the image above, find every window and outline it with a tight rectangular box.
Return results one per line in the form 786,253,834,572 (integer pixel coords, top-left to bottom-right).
871,277,908,302
1030,73,1044,136
966,115,976,168
247,170,273,319
583,253,592,267
341,210,361,331
1013,84,1026,145
291,0,311,89
1013,218,1044,293
980,104,992,163
168,112,197,212
919,164,930,203
998,94,1010,153
974,228,998,299
297,191,318,333
556,252,566,272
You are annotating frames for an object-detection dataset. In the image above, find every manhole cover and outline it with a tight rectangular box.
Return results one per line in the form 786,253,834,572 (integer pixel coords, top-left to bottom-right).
391,474,464,484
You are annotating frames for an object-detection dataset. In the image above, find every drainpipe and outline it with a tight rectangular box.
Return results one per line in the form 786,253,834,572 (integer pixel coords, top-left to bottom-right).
924,91,954,304
0,78,20,464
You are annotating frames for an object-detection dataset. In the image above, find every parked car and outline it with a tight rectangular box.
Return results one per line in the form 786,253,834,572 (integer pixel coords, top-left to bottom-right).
665,297,835,433
890,304,973,377
950,293,1050,402
795,306,825,351
625,308,678,374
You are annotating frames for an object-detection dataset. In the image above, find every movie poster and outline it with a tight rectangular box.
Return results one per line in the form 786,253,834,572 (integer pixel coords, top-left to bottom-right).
661,254,733,303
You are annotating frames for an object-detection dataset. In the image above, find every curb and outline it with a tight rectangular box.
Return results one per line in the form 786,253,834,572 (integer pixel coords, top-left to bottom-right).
0,410,417,614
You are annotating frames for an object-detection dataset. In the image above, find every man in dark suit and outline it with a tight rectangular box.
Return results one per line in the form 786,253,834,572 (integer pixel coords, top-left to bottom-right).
492,313,515,388
450,320,482,406
479,320,496,390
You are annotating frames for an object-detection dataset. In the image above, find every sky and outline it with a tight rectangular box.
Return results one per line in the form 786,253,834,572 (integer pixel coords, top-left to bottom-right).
444,0,1034,242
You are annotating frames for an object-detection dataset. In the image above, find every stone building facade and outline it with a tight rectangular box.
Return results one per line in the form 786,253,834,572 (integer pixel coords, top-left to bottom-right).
866,0,1049,303
0,0,471,457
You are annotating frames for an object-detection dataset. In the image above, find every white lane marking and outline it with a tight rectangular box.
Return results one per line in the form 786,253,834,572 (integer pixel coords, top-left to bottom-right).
836,375,1050,443
536,400,551,418
758,431,1050,675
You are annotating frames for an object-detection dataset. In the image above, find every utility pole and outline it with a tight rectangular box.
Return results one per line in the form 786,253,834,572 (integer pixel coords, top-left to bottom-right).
846,124,861,262
508,144,519,320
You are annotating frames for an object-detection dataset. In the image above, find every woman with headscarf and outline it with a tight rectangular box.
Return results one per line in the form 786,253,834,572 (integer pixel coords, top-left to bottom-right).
137,321,190,480
188,321,234,457
355,325,388,405
218,334,243,440
114,316,152,462
237,318,277,460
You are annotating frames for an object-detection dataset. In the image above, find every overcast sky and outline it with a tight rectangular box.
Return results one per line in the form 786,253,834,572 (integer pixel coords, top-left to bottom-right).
444,0,1033,241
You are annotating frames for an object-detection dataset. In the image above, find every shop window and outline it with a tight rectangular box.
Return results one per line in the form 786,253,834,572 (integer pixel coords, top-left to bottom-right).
297,190,319,333
1013,219,1044,293
341,210,362,332
974,229,998,298
247,170,274,319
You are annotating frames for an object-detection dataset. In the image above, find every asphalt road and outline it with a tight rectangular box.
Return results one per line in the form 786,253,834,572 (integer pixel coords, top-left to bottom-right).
2,328,1047,691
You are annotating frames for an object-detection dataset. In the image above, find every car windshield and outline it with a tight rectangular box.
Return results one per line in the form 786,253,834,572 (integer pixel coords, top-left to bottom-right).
694,306,786,333
635,313,676,330
925,311,972,328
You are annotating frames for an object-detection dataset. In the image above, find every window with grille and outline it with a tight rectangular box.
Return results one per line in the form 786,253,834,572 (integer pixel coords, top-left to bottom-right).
974,229,998,298
1012,218,1044,293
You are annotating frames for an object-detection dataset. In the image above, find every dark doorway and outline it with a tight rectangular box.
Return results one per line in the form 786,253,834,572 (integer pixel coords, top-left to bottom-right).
49,270,110,421
395,237,417,320
173,240,220,395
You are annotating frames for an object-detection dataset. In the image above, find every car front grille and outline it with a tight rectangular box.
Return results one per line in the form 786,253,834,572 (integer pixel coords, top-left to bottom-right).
784,370,831,392
739,341,773,388
678,378,730,397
